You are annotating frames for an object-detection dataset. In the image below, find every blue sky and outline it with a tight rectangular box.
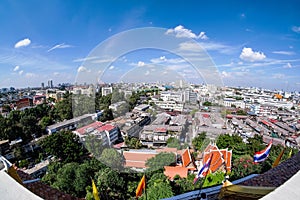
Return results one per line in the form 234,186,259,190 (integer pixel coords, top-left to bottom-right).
0,0,299,91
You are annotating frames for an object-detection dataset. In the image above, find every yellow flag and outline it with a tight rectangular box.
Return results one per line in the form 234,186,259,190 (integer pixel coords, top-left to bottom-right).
136,175,146,198
288,149,293,158
272,148,285,168
7,165,23,185
92,179,100,200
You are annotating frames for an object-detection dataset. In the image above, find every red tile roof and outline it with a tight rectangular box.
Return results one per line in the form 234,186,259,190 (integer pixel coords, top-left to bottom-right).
182,149,192,167
156,147,178,154
123,151,157,168
203,151,224,173
155,127,167,133
164,166,188,180
226,150,232,172
202,114,210,118
203,144,218,153
97,124,115,132
181,149,196,170
202,144,232,173
75,121,103,135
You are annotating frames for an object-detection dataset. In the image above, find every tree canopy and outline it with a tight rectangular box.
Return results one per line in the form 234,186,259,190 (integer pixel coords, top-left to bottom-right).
146,152,176,172
99,148,125,171
40,131,85,163
167,137,181,150
192,132,207,151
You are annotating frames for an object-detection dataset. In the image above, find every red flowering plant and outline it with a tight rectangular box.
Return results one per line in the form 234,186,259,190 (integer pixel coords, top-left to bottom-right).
230,155,262,180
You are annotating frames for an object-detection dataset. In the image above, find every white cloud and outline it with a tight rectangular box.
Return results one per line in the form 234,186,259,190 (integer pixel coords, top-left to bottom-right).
292,26,300,33
178,42,203,52
240,47,266,62
109,65,115,70
178,41,234,54
198,42,230,51
283,63,292,68
272,51,295,56
150,56,185,64
77,66,90,72
221,71,231,78
166,25,208,40
53,72,60,76
73,56,99,62
145,70,150,76
14,38,31,48
18,70,24,75
47,43,73,52
91,58,114,64
138,61,145,67
13,65,20,71
272,73,285,79
198,32,208,40
160,56,166,61
25,73,36,78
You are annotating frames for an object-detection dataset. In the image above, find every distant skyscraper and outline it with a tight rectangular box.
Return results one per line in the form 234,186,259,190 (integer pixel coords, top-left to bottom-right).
48,80,53,88
41,82,45,89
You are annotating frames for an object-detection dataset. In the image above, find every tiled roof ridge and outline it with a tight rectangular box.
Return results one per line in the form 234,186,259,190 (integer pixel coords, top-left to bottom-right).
17,170,83,200
209,149,225,163
240,151,300,187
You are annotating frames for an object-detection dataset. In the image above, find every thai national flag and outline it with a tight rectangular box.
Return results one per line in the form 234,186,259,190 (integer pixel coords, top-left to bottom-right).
194,154,213,184
253,140,272,163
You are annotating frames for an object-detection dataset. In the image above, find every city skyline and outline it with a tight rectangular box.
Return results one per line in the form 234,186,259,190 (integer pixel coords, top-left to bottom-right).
0,0,300,91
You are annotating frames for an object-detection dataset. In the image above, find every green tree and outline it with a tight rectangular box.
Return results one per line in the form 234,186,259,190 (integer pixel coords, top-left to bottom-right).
172,174,196,194
127,91,140,110
84,135,107,159
55,96,73,120
99,108,114,122
192,132,207,151
99,148,125,171
52,162,79,196
97,93,112,110
42,161,63,185
96,167,126,199
203,101,212,106
148,172,168,187
39,116,54,130
236,109,247,115
40,131,85,163
141,181,174,200
124,136,142,149
73,162,97,197
111,89,125,104
167,137,181,149
217,134,248,160
20,115,42,141
72,94,95,117
146,152,176,172
19,159,29,168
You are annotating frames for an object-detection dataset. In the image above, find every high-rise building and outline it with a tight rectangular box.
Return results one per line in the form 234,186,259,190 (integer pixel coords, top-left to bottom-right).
41,82,45,89
48,80,53,88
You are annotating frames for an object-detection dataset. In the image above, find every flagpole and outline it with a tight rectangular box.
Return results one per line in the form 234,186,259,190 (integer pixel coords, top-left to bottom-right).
195,153,213,200
196,172,209,200
144,173,147,200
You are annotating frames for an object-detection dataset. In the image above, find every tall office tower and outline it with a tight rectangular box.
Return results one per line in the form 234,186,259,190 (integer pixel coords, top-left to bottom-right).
48,80,53,88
